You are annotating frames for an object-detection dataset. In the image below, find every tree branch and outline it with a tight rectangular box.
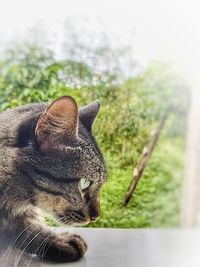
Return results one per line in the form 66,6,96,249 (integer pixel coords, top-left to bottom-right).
123,113,168,206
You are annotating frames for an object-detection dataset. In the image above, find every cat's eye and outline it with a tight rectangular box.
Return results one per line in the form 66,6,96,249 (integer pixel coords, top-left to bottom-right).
80,178,91,191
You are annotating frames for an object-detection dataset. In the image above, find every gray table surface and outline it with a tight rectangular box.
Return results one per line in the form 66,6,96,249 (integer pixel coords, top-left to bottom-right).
41,228,200,267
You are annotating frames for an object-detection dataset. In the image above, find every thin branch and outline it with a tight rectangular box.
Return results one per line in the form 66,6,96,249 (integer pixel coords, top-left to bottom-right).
123,113,168,206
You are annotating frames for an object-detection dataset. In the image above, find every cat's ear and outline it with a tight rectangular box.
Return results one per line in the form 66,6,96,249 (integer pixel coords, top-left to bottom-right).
35,96,78,150
79,100,100,131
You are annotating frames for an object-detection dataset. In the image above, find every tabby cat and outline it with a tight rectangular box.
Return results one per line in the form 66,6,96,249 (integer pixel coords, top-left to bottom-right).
0,96,107,265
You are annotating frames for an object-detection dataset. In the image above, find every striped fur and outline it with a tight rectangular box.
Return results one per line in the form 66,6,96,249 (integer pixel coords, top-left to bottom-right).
0,96,107,265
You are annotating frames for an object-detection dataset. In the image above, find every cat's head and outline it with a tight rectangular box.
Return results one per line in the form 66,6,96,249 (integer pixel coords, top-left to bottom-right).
20,96,107,225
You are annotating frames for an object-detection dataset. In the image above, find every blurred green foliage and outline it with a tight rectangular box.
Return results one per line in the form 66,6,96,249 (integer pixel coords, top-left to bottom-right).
0,43,189,227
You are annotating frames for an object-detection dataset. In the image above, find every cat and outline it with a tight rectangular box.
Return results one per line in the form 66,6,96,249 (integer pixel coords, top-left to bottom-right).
0,95,107,266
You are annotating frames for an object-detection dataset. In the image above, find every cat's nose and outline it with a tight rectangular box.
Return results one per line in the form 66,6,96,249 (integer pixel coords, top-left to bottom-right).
89,199,100,221
89,210,99,221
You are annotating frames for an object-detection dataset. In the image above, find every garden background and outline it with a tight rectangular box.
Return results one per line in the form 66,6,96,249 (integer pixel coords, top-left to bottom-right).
0,22,188,228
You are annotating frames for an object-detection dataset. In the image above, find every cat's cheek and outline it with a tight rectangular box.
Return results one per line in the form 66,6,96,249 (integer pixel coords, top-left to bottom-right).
35,191,70,215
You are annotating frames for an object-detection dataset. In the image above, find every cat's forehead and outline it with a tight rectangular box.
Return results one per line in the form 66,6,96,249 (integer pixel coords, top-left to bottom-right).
71,142,106,182
39,138,107,182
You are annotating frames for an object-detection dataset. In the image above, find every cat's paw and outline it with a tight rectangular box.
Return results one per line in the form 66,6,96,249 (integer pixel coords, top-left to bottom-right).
41,232,87,262
57,232,88,257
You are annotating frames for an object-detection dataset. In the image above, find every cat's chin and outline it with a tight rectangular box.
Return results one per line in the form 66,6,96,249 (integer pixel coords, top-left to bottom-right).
58,221,90,227
69,220,90,226
66,218,91,226
69,217,98,226
55,215,91,226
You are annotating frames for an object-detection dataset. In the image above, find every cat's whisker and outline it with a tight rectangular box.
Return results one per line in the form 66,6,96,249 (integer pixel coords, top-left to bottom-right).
27,232,52,266
39,234,53,263
2,221,37,258
14,226,48,267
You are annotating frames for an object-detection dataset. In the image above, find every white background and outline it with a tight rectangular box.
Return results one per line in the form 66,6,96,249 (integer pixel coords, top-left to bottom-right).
0,0,200,83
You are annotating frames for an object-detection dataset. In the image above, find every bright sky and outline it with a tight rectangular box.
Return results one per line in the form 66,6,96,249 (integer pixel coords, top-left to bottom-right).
0,0,200,84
